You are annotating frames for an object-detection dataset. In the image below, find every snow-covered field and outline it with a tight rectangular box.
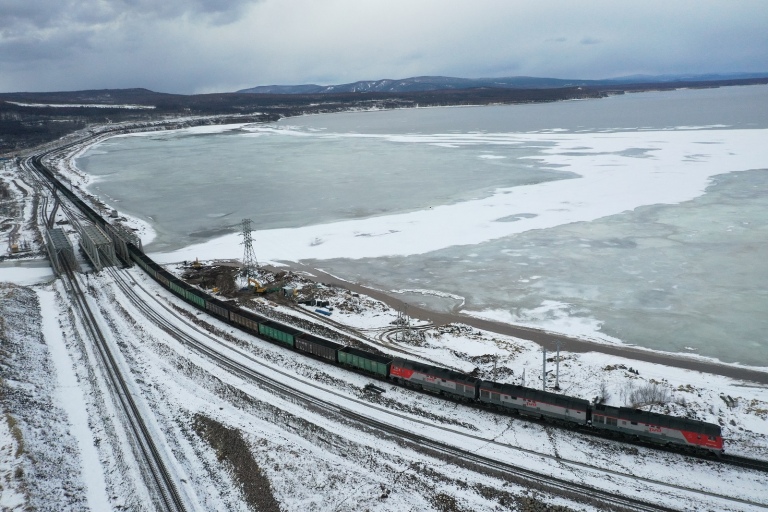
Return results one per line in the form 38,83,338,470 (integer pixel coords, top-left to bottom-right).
2,257,767,511
6,101,156,109
1,117,768,511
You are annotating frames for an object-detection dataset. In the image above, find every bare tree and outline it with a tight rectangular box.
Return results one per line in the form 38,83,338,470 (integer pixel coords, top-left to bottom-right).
598,380,611,404
626,382,669,408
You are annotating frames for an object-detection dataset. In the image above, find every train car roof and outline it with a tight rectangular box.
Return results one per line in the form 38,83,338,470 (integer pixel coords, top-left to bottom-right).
593,404,721,435
479,380,591,407
392,358,478,384
206,296,234,308
234,307,269,324
339,346,392,364
170,278,192,290
259,319,301,334
298,332,343,350
617,407,721,435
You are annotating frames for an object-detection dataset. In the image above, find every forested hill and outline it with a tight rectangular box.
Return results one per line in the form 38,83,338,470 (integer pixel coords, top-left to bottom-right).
3,75,768,154
237,73,768,94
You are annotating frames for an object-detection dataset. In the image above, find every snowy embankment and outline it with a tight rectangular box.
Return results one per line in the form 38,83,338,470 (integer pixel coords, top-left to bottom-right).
6,101,155,109
3,253,767,510
283,271,768,460
117,266,768,510
0,282,93,510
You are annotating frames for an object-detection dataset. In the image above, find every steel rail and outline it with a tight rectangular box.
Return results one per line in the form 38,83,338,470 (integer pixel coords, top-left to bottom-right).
61,260,187,511
109,266,768,512
20,150,188,512
26,126,768,509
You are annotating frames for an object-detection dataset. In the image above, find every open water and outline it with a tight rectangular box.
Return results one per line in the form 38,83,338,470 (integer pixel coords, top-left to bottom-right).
77,85,768,366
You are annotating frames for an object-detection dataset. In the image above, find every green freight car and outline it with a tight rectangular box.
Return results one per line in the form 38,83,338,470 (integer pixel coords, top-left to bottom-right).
184,286,206,308
338,347,392,378
169,279,206,309
169,279,187,299
258,320,301,347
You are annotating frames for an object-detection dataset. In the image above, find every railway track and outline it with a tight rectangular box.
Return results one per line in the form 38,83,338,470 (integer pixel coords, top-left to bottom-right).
19,152,189,511
107,265,768,511
720,453,768,472
62,264,187,511
24,125,768,510
278,301,768,474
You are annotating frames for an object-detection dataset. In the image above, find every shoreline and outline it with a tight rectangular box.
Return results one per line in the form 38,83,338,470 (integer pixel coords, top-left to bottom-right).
273,261,768,385
62,103,768,383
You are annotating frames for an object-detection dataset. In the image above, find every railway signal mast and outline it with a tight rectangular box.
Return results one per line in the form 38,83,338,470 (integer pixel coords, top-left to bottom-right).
240,218,258,286
396,303,412,341
554,340,562,390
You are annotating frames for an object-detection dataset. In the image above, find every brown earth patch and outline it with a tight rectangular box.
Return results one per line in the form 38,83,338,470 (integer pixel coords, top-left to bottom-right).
193,414,282,512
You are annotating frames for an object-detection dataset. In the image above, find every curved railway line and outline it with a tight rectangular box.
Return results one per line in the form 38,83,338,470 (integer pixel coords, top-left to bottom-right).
62,264,187,512
18,124,768,510
22,147,189,511
258,293,768,474
107,263,766,512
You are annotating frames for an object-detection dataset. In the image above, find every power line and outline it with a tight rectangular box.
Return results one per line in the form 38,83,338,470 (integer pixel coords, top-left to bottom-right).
240,218,258,283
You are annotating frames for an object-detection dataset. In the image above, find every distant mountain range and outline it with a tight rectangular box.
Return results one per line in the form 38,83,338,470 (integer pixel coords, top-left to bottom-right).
4,73,768,154
237,72,768,95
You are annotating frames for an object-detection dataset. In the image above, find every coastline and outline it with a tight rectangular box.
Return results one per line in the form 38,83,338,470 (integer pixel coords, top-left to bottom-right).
62,96,768,381
273,261,768,385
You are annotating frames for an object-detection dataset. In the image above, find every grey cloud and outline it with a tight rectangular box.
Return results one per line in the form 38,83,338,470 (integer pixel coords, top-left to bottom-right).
118,0,257,25
1,0,767,94
0,0,255,31
0,30,93,63
0,0,257,68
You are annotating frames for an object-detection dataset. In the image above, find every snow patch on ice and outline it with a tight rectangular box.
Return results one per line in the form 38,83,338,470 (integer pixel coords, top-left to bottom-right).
466,301,625,345
152,128,768,264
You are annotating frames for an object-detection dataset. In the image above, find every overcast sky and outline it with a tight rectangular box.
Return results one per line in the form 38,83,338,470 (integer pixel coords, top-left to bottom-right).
1,0,767,94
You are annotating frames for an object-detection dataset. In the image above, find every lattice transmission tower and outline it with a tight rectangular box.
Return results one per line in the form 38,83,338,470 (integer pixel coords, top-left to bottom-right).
240,218,258,284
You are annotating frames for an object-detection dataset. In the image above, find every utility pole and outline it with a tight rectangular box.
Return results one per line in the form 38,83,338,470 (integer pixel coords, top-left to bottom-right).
554,340,562,390
542,348,547,390
405,303,410,338
396,303,410,341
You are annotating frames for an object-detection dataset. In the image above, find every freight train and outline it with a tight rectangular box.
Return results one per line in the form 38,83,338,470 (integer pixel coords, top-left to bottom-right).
31,152,724,454
130,248,723,453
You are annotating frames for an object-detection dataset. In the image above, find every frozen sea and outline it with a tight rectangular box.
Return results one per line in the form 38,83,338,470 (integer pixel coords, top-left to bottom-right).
77,85,768,367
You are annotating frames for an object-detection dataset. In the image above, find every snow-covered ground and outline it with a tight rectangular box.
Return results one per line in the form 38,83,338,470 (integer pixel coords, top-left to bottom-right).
6,101,156,109
4,257,767,511
1,121,768,511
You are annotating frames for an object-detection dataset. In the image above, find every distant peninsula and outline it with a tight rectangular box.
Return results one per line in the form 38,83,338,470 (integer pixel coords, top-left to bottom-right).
2,73,768,155
237,72,768,95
